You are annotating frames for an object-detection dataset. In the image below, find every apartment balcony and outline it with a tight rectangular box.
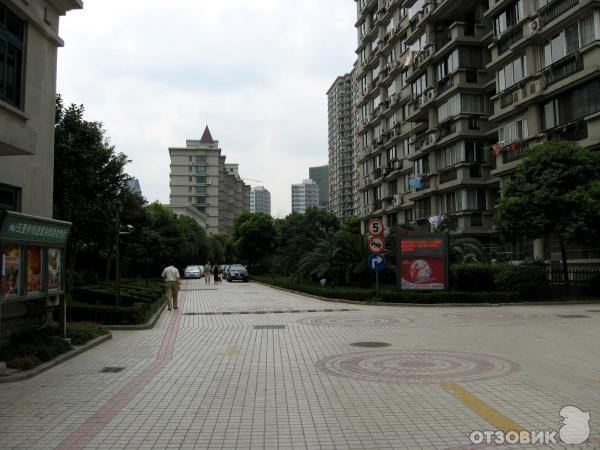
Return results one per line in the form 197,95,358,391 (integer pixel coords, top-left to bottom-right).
491,77,543,119
542,51,584,88
546,119,588,142
493,25,523,55
540,0,579,27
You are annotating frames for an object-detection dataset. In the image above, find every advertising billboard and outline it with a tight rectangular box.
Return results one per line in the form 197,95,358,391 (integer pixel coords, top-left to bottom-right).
398,232,449,291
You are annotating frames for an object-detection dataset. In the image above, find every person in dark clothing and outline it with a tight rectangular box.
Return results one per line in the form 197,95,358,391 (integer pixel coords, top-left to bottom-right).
213,263,220,284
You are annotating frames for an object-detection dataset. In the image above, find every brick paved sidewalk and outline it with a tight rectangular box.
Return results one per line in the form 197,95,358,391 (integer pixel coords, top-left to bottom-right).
0,280,598,449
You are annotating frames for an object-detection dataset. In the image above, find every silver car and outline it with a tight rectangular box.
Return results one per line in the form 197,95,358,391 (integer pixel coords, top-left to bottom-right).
183,265,203,278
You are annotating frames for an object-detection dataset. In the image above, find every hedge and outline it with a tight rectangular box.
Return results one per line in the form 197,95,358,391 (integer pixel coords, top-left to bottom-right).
68,300,150,325
253,275,521,303
451,264,497,292
494,264,547,297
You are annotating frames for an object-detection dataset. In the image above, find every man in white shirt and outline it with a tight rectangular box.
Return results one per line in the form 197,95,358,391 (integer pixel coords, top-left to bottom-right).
161,263,181,310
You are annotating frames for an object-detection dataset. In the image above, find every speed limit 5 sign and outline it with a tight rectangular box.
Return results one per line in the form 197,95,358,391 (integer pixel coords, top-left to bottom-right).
367,219,384,236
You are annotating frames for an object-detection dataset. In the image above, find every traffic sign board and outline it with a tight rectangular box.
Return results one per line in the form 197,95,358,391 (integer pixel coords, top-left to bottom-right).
368,254,385,271
367,236,385,254
367,219,384,236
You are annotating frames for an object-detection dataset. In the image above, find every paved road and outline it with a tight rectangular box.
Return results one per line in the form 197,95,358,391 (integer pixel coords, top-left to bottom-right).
0,280,598,449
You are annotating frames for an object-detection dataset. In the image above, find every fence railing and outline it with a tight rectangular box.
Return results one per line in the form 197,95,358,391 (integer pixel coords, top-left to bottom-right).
545,267,600,283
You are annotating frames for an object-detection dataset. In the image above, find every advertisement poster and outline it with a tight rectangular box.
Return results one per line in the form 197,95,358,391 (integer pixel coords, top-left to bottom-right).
48,248,61,290
401,258,446,290
27,246,41,294
1,245,20,296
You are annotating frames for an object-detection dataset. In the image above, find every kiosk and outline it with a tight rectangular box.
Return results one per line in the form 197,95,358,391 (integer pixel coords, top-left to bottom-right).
0,211,71,342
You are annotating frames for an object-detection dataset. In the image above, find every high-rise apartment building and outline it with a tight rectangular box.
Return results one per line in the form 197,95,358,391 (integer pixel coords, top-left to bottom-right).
309,165,330,210
291,179,320,214
168,127,250,235
327,74,356,219
250,186,271,215
352,0,600,258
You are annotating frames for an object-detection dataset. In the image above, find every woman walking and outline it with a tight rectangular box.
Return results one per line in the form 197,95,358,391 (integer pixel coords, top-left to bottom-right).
213,263,220,285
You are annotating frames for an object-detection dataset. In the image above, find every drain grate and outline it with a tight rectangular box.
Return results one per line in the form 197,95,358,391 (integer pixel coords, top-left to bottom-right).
254,325,286,330
100,367,125,373
350,342,391,348
557,315,591,318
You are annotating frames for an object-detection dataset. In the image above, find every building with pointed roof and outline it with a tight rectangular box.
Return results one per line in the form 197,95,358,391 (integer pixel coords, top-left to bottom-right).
167,126,250,234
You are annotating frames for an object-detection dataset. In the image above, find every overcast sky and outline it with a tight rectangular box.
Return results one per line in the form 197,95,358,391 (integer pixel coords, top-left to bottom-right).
56,0,357,218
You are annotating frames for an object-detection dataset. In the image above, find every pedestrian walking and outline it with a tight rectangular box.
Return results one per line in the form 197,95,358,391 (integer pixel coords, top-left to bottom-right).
161,262,181,310
213,263,220,285
204,262,212,284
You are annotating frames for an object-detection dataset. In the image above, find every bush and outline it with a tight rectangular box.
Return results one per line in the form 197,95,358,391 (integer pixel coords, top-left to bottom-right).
451,264,497,292
73,284,162,307
0,328,71,369
494,263,548,297
7,355,41,370
585,272,600,297
68,301,149,325
66,322,109,345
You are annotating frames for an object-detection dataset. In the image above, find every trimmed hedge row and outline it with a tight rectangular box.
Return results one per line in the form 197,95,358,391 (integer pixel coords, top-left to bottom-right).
252,276,521,303
73,284,163,307
68,300,149,325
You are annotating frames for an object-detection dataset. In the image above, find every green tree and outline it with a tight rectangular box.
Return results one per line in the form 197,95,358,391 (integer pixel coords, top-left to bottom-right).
232,212,276,273
53,96,131,289
450,238,489,264
495,141,600,282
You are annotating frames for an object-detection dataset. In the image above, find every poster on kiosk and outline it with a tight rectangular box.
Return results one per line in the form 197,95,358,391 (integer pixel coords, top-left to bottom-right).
398,232,449,291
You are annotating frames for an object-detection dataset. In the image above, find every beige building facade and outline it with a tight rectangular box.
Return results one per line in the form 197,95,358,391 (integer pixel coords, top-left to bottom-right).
168,127,249,235
353,0,600,258
0,0,83,217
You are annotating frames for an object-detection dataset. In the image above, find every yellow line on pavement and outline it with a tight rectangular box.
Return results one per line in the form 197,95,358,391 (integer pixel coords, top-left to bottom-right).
220,346,240,357
441,383,524,433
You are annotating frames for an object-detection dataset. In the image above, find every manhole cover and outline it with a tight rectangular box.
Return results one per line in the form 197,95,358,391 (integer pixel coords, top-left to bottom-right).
100,367,125,373
351,342,391,348
298,315,413,327
254,325,285,330
557,315,591,318
315,350,520,384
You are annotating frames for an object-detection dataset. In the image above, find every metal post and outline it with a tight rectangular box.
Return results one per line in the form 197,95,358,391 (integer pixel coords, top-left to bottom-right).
115,202,121,306
376,271,379,299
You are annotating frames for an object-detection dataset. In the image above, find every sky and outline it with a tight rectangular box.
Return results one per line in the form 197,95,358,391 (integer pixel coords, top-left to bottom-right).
56,0,357,218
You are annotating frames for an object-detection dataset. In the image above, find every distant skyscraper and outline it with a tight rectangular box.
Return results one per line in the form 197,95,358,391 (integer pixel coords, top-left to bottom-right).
168,126,250,234
126,178,142,197
291,179,319,214
250,186,271,215
309,165,329,210
327,73,355,219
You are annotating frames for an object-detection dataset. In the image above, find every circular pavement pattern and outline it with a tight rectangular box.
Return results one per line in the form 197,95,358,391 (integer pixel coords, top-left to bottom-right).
315,350,520,384
298,315,413,327
443,311,537,320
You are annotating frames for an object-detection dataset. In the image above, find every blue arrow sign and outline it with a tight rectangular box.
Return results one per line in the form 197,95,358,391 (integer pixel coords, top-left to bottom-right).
368,254,385,272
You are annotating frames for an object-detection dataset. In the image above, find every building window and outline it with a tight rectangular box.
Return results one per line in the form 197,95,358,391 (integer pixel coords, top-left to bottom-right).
188,155,192,161
498,117,528,142
465,141,486,163
402,139,410,156
386,146,397,162
188,186,192,192
0,3,25,109
498,55,526,91
493,0,523,38
388,180,398,196
373,154,382,170
404,208,413,224
441,190,462,214
195,186,206,194
542,79,600,130
362,161,369,177
414,198,431,219
196,176,206,184
362,190,369,205
188,166,192,172
437,143,460,170
0,183,21,211
466,189,486,210
195,166,207,174
195,155,207,163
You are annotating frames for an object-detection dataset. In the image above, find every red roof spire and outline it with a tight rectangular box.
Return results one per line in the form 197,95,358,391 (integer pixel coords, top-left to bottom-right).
200,125,214,144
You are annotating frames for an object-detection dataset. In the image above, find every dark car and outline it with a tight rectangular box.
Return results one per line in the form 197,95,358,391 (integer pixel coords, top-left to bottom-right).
226,264,249,282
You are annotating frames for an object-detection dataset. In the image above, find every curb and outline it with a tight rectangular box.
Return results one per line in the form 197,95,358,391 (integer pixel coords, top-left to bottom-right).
252,281,600,308
0,333,112,383
106,301,167,331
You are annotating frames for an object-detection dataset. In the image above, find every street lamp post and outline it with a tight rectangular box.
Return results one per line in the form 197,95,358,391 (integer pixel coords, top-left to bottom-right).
113,200,123,306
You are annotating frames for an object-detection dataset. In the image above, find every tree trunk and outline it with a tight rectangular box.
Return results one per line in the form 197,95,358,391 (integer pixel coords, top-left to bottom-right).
557,234,569,285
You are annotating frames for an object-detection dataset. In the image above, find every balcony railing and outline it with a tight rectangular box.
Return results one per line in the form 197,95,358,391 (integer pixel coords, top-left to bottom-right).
439,167,458,184
494,26,523,54
540,0,579,26
436,74,454,95
437,122,456,140
546,119,588,142
542,51,583,88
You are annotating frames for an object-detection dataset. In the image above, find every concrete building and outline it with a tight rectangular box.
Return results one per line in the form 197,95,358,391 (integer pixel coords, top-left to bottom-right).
309,165,330,210
0,0,82,339
352,0,600,259
168,126,250,235
291,179,319,214
327,74,356,219
250,186,271,215
0,0,83,216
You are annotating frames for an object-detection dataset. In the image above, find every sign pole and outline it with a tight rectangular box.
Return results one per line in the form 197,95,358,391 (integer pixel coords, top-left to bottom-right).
376,270,379,299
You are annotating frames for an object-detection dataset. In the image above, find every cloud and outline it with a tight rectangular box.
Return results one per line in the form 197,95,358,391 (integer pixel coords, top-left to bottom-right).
57,0,357,219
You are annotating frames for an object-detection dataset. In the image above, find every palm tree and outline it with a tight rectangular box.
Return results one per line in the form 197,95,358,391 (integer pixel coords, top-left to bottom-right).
450,238,489,263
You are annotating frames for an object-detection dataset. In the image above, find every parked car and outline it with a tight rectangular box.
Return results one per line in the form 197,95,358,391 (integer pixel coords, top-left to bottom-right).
226,264,249,282
183,265,204,278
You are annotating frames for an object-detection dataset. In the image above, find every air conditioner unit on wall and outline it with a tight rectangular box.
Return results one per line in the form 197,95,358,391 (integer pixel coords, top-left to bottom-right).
529,18,541,34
